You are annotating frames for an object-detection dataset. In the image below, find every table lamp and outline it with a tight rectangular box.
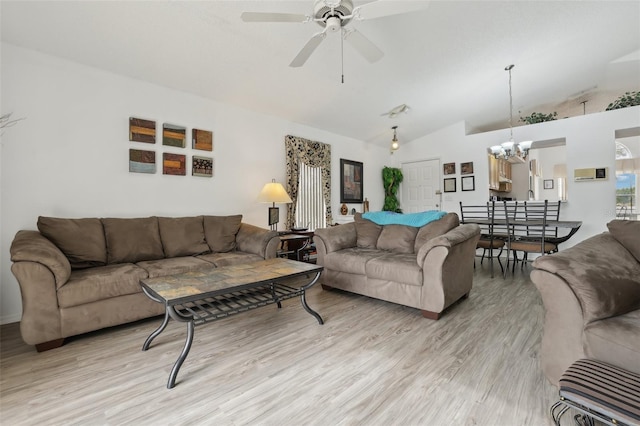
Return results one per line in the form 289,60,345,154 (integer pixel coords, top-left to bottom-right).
257,179,292,231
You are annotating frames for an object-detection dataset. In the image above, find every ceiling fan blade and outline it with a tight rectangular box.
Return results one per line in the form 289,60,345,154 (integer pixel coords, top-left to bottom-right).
353,1,430,21
241,12,309,23
289,32,326,67
343,29,384,63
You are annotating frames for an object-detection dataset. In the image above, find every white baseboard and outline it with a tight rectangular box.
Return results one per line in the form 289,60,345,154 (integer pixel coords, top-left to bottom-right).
1,313,21,325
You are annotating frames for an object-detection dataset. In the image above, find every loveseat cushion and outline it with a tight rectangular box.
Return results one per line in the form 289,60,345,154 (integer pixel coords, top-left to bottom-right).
57,263,148,308
37,217,107,269
376,225,418,254
365,252,423,286
584,309,640,375
136,257,214,278
158,216,210,257
322,247,384,275
354,213,382,249
203,215,242,252
102,217,165,264
608,220,640,263
197,251,263,267
414,212,460,252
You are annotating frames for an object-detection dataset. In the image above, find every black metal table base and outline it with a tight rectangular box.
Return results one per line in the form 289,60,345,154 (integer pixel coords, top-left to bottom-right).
142,272,323,389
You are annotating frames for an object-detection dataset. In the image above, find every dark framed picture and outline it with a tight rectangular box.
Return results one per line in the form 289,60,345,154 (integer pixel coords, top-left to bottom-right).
461,175,475,191
443,162,455,175
544,179,554,189
444,178,456,193
461,162,474,175
340,159,363,203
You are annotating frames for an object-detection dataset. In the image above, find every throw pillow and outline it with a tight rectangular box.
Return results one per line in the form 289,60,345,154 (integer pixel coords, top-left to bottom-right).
607,220,640,263
102,217,165,264
203,215,243,252
37,217,107,269
377,224,418,254
158,216,210,258
354,213,382,249
414,212,460,252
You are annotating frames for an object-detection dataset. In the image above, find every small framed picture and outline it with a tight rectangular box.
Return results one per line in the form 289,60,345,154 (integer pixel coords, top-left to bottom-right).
544,179,554,189
461,176,475,191
461,162,474,175
443,162,456,175
444,178,456,193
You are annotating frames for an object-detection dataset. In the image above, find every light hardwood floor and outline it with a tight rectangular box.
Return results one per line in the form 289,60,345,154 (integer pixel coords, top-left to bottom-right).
0,263,561,425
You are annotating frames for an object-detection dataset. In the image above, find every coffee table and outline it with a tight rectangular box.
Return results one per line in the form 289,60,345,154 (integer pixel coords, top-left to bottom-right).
140,258,324,388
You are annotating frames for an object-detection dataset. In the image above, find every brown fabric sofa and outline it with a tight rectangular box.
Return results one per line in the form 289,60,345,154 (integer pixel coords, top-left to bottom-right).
10,215,280,351
531,220,640,385
313,212,481,319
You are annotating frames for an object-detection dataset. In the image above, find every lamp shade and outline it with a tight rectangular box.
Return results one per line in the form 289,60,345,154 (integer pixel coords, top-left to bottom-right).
257,180,292,204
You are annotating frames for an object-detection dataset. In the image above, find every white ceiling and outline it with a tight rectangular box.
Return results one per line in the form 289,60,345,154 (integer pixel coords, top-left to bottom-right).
2,1,639,147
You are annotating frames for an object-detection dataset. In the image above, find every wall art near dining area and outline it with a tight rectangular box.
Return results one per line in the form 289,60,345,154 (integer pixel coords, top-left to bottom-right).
461,175,475,191
129,117,156,143
192,129,213,151
162,123,186,148
163,153,186,176
461,162,474,175
192,156,213,177
444,177,457,192
129,149,156,174
444,162,456,175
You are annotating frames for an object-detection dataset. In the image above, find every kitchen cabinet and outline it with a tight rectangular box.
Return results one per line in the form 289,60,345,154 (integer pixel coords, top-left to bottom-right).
488,155,512,193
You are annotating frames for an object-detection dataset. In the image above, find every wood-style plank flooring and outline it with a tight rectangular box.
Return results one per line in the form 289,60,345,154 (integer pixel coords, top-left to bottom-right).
0,262,562,425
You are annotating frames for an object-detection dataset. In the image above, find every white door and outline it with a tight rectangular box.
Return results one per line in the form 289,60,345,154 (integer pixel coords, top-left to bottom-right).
401,159,441,213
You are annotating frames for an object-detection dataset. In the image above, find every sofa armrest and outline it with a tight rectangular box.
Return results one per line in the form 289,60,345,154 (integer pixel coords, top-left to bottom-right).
314,223,356,255
532,232,640,323
416,223,480,266
11,230,71,287
236,223,279,259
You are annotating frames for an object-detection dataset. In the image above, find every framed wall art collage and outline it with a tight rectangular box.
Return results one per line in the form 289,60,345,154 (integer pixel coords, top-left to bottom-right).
128,117,214,177
443,161,475,193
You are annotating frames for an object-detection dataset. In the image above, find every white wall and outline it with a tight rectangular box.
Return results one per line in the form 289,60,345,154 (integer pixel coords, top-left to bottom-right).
394,106,640,246
0,43,388,323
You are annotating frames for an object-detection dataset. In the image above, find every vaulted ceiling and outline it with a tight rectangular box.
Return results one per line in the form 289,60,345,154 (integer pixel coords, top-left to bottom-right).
2,1,639,147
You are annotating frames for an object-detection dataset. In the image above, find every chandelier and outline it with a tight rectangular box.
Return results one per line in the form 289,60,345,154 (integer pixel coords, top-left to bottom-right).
490,64,532,161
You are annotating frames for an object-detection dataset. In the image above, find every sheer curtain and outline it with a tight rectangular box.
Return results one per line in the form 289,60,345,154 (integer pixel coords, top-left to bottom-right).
284,135,332,230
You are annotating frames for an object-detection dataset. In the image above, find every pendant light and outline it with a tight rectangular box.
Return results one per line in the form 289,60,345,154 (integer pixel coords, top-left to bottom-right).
390,125,399,153
490,64,532,161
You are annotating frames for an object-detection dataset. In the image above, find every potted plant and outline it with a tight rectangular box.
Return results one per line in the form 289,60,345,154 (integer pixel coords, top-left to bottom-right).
520,111,558,124
606,91,640,111
382,167,403,213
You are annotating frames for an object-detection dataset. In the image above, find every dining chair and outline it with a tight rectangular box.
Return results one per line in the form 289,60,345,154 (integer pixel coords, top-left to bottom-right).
459,202,505,277
507,200,558,271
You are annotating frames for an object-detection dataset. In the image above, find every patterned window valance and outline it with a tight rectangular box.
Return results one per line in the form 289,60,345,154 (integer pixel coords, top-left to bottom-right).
284,135,332,229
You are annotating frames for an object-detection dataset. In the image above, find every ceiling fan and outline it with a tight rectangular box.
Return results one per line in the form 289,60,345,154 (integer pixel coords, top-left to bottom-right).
241,0,429,68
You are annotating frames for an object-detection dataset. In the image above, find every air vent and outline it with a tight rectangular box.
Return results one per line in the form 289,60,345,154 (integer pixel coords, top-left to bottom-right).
574,167,608,181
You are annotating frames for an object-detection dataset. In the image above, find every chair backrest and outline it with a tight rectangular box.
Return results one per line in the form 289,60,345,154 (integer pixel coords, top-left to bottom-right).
492,201,517,239
524,200,557,237
459,202,491,235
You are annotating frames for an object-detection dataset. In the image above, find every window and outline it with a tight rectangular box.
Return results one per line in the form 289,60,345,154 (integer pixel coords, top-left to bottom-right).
615,141,638,219
295,162,326,230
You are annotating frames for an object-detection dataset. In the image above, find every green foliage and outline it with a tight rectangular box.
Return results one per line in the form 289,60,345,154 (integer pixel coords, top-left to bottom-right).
606,91,640,111
382,167,403,213
520,111,557,124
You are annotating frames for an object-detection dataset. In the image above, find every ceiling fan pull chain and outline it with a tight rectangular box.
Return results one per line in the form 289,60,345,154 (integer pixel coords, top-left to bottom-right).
341,29,344,84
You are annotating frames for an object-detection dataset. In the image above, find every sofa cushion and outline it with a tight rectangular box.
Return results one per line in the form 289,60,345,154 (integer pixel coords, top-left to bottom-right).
323,247,385,275
365,252,423,286
414,212,460,252
158,216,210,258
197,251,263,267
102,217,165,264
57,263,148,308
376,225,418,254
136,257,214,278
584,309,640,376
37,217,107,269
354,213,382,249
608,220,640,263
203,215,242,252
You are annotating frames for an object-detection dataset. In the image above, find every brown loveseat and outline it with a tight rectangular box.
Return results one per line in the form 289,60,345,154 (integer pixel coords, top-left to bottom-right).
314,212,481,319
531,220,640,385
10,215,280,351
